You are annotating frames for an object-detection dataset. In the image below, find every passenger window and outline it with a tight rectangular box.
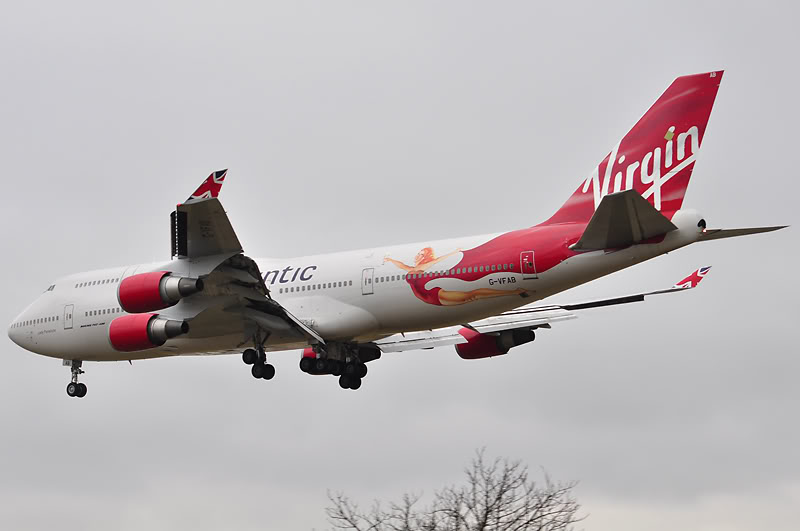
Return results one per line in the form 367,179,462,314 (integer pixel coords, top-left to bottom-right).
492,265,496,271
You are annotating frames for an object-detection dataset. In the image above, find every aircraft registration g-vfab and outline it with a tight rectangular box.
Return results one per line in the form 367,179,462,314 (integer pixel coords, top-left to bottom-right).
7,71,786,398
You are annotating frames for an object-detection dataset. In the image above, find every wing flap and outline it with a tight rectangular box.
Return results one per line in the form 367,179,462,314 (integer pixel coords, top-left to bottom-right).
467,307,576,333
375,328,467,353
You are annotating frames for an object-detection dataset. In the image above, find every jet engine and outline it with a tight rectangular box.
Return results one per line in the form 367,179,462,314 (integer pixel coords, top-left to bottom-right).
109,313,189,352
117,271,204,313
454,327,535,360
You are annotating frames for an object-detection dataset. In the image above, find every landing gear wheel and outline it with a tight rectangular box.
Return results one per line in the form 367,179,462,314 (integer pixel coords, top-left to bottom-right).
242,349,258,365
315,359,328,372
330,361,342,376
349,377,362,390
251,364,265,379
344,363,358,377
66,360,85,398
339,375,351,389
262,364,276,380
356,364,367,378
299,357,314,373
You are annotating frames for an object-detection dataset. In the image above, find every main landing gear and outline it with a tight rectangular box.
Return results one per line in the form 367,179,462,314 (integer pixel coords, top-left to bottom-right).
299,343,377,391
242,347,275,381
338,362,367,390
65,360,87,398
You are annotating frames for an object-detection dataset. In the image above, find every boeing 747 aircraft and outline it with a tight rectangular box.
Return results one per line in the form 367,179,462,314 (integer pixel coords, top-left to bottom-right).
7,71,785,397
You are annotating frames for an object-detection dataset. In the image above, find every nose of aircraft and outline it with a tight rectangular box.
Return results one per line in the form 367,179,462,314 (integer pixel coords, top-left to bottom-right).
8,318,21,348
7,307,29,349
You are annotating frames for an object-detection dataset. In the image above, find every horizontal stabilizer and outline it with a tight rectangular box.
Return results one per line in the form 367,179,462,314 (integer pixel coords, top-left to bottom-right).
571,189,678,251
699,226,787,241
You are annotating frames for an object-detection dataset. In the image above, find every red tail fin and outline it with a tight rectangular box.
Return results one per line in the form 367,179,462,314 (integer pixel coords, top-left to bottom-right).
546,71,723,224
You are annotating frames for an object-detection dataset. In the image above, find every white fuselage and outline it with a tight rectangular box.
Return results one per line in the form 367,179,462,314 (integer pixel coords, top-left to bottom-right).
7,210,703,362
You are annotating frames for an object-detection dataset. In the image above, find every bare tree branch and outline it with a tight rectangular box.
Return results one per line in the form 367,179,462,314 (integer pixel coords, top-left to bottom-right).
325,450,584,531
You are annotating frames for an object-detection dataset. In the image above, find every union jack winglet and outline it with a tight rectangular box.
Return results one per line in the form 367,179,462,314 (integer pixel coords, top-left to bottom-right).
673,266,711,289
185,169,227,203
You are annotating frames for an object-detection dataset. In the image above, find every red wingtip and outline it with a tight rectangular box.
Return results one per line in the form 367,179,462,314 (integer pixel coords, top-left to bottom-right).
673,266,712,289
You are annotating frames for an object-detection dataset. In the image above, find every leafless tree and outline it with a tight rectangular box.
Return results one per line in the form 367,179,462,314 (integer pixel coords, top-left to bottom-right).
326,450,584,531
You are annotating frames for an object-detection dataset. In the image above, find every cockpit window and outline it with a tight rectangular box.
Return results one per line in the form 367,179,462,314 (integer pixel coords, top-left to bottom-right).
44,284,56,293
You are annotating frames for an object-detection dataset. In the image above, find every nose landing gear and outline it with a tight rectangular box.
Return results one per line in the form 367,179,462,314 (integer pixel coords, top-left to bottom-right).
65,360,87,398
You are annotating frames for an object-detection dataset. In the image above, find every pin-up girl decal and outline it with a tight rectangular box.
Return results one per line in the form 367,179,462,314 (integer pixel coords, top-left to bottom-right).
384,247,526,306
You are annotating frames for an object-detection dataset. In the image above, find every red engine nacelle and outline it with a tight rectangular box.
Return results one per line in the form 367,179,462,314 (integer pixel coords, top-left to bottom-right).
117,271,204,313
108,313,189,352
454,327,536,360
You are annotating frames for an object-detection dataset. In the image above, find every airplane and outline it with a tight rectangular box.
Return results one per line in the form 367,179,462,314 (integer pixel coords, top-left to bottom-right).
6,70,786,398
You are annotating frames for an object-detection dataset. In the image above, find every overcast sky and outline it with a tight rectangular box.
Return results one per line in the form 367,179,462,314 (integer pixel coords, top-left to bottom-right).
1,2,798,530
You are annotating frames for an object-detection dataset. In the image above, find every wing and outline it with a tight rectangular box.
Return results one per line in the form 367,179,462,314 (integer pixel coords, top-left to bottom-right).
374,266,712,353
171,169,242,259
159,170,323,347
